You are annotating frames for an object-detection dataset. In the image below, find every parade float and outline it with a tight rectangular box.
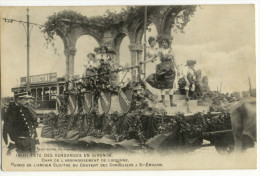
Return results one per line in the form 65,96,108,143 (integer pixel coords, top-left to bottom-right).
39,6,235,153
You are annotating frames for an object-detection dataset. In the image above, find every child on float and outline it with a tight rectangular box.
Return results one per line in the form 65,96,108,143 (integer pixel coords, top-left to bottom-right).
183,60,197,101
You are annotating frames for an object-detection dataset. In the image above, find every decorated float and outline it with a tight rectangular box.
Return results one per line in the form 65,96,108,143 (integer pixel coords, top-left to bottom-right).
40,6,235,153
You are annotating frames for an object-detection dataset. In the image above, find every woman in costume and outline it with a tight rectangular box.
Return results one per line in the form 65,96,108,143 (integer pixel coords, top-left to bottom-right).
95,46,114,86
81,53,99,88
84,53,99,76
146,36,179,107
97,46,112,64
145,36,160,78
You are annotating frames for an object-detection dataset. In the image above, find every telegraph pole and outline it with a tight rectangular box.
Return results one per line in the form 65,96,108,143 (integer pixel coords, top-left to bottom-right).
2,7,43,92
26,7,30,92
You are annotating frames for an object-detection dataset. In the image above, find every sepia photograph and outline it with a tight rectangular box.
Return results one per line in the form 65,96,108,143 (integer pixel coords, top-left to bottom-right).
0,3,257,172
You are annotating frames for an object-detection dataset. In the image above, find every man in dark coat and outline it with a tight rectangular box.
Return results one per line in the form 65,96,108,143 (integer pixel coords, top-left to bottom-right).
3,92,39,155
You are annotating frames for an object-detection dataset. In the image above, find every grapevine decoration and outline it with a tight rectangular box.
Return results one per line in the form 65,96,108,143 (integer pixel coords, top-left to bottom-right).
43,110,232,148
42,6,197,46
42,60,235,149
43,73,232,149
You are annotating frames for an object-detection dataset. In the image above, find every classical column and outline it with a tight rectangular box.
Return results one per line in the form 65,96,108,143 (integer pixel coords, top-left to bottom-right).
64,49,69,79
64,46,77,79
69,47,77,78
136,51,142,64
128,44,137,80
129,43,143,80
136,44,143,71
136,50,143,78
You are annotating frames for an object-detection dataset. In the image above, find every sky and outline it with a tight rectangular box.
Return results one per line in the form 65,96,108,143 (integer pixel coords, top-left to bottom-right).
1,5,256,97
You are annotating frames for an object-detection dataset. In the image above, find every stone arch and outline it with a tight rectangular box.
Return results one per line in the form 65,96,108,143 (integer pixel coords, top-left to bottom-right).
135,22,144,45
74,35,100,76
134,19,159,45
114,32,132,65
160,7,182,34
48,6,196,78
60,27,104,78
114,32,128,54
74,29,103,47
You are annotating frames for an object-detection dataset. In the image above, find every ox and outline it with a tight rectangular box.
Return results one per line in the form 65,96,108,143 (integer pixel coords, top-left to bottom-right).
230,97,256,151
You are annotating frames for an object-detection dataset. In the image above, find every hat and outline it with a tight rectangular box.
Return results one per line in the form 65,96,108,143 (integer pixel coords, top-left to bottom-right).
186,60,197,66
156,34,173,44
16,92,34,99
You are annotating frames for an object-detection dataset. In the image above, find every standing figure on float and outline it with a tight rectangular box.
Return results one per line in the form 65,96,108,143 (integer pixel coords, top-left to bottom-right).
146,35,179,107
83,53,99,85
96,46,113,85
97,46,112,64
84,53,100,76
145,36,160,78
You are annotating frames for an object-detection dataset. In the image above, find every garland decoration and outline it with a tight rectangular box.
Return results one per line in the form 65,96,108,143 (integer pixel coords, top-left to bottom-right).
43,78,232,149
42,6,197,45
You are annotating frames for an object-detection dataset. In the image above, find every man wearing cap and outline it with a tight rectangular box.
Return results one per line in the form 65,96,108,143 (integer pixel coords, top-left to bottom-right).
3,92,39,155
183,60,197,101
